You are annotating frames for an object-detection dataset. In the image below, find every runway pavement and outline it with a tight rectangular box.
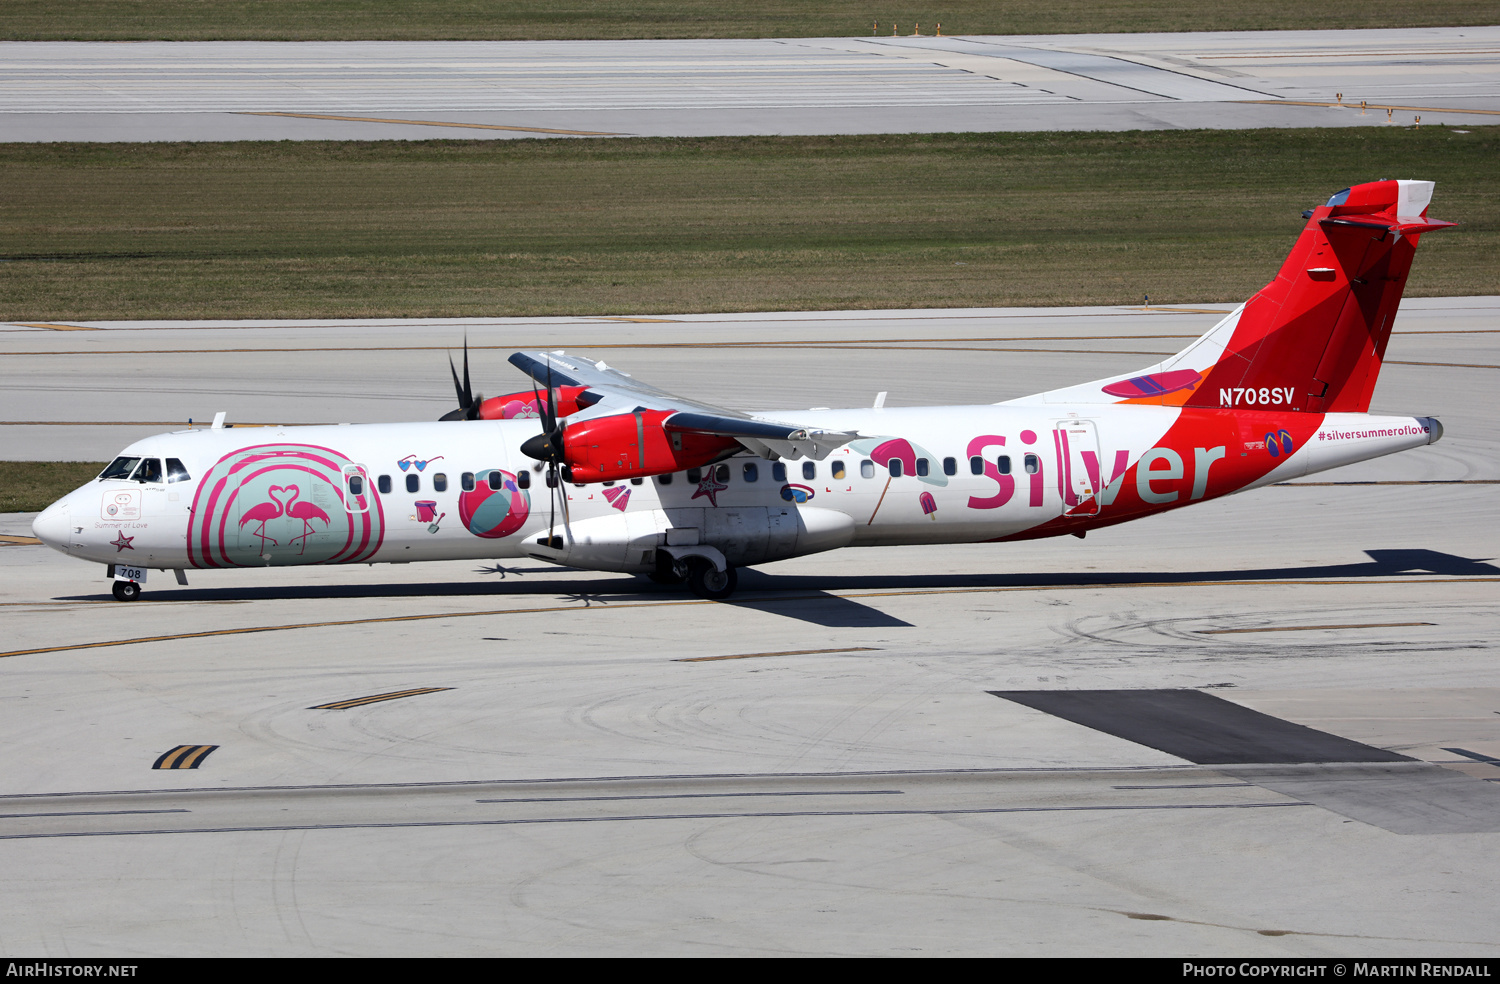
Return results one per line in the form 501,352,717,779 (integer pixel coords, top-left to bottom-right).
4,28,1499,140
1,303,1497,954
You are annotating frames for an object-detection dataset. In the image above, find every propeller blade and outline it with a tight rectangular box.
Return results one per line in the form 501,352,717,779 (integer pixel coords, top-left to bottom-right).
461,338,474,412
447,354,467,409
542,357,558,435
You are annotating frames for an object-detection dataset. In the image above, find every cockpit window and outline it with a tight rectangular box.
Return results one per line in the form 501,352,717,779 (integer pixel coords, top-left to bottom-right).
130,458,164,484
165,458,191,483
99,457,140,481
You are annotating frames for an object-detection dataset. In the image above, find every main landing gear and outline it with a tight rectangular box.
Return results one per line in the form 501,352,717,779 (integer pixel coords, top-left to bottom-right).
652,551,738,600
686,559,737,601
112,580,141,602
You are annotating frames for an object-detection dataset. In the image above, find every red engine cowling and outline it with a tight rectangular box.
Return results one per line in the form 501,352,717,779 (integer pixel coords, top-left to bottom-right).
478,385,592,421
563,410,740,483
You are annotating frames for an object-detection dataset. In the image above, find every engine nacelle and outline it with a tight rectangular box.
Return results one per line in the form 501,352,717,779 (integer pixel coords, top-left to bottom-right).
478,385,593,421
563,410,741,483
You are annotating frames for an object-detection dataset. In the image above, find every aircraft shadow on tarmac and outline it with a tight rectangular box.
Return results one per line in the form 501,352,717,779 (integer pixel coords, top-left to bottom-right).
55,549,1499,627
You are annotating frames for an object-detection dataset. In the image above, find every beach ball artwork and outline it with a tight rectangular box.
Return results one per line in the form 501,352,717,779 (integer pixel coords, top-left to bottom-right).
459,468,530,539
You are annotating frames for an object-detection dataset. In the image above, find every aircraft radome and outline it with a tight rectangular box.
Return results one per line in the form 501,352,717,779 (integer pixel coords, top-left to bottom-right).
34,179,1451,602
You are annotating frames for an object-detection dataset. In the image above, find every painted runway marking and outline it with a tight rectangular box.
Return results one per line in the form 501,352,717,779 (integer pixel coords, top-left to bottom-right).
1196,621,1435,634
311,687,454,710
152,745,219,770
0,535,42,546
3,578,1494,661
237,112,623,136
675,646,878,662
10,323,95,331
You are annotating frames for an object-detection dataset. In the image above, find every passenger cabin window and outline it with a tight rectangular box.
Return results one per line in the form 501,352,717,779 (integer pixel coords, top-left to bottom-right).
630,477,643,485
889,459,903,478
432,473,448,493
998,455,1012,475
714,464,730,482
165,458,191,483
742,463,758,482
860,460,875,480
517,470,531,490
915,458,929,477
347,474,365,496
377,475,392,494
657,472,672,486
970,456,984,475
686,467,702,484
1024,454,1040,474
772,462,787,483
802,461,816,480
831,461,846,480
461,472,475,492
131,458,163,484
487,470,502,491
406,473,420,493
99,457,140,481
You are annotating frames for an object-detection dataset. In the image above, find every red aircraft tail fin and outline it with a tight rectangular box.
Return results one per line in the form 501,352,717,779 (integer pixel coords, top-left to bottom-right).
1183,179,1455,413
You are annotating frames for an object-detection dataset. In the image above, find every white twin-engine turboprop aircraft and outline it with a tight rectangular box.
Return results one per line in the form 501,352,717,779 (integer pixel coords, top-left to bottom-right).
35,180,1451,601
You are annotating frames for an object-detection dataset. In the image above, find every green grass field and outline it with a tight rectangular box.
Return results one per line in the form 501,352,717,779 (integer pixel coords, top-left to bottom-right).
3,0,1495,40
0,462,108,514
3,129,1495,321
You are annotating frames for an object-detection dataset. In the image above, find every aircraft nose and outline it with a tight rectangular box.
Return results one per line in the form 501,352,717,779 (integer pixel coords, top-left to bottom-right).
31,499,72,553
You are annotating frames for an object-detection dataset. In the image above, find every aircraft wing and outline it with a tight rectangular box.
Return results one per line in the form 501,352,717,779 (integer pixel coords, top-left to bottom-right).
507,351,857,460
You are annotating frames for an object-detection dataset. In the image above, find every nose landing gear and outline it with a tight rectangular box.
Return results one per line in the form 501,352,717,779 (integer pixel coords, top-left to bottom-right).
112,580,141,602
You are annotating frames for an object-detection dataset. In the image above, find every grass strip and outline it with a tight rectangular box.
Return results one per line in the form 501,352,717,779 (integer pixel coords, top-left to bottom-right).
0,462,108,513
3,1,1496,41
1,128,1496,321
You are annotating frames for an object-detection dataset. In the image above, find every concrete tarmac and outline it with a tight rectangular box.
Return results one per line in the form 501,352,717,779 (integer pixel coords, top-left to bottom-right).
4,29,1499,140
1,304,1497,955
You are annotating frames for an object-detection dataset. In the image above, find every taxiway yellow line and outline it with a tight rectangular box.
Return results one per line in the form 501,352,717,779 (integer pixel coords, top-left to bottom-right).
1278,480,1500,486
238,112,623,136
1,421,309,427
1196,622,1435,635
1207,50,1500,58
3,577,1494,661
0,342,1190,358
675,647,878,662
11,323,96,331
1237,99,1500,118
0,535,41,546
311,687,454,709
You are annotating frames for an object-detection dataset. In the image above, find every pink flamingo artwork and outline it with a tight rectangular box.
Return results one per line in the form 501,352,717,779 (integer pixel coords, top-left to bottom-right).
238,491,285,551
279,485,332,555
